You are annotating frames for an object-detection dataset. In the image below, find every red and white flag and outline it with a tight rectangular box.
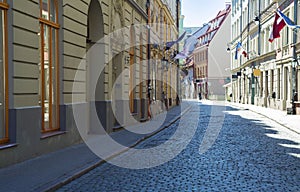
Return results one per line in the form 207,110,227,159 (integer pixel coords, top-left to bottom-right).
269,11,287,43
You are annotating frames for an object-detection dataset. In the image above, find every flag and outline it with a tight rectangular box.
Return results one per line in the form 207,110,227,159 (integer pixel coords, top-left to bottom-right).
277,9,300,29
269,9,300,42
235,42,247,60
177,31,187,42
173,33,198,59
165,31,186,50
174,51,188,59
183,35,198,54
269,11,287,42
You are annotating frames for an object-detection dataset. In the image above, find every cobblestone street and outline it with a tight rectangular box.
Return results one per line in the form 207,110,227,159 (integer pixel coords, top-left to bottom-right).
57,101,300,192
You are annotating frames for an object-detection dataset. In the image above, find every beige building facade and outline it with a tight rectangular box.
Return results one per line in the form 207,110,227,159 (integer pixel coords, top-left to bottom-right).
0,0,180,167
192,5,231,100
230,0,300,114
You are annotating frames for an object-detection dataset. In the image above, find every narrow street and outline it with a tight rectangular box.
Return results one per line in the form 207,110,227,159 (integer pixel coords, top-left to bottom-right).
57,101,300,192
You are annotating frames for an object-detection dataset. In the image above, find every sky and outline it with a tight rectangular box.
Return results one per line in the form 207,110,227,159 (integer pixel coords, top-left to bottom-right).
182,0,230,27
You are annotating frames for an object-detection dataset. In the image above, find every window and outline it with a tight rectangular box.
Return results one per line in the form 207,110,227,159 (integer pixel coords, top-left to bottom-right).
270,70,274,95
39,0,60,133
282,12,289,46
265,28,270,53
260,72,263,97
0,1,8,144
277,68,281,99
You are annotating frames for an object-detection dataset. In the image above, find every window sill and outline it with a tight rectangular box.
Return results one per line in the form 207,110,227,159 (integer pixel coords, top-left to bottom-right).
41,131,66,139
0,143,18,150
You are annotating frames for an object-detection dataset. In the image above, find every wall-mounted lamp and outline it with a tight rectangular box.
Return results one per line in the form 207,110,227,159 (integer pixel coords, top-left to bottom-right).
253,9,274,26
292,58,299,68
254,16,260,25
226,43,233,52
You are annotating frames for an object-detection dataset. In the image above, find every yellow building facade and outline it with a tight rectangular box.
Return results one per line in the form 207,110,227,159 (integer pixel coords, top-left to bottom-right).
148,0,180,109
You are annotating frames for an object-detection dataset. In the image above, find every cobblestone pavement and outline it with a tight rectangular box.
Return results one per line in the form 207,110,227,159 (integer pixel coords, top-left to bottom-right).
57,101,300,192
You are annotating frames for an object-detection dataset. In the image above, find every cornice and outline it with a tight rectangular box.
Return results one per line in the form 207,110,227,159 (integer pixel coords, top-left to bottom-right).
126,0,148,19
232,51,276,72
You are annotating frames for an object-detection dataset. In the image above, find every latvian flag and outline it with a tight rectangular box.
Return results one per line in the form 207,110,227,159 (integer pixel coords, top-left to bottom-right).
235,42,247,60
269,9,300,43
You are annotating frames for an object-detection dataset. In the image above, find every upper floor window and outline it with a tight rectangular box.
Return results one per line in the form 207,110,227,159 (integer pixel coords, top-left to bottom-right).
0,0,9,144
39,0,60,133
41,0,57,22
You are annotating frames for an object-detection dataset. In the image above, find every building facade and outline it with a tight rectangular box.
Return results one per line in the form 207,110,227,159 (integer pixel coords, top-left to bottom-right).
0,0,180,167
193,5,231,100
182,24,210,99
148,0,181,109
230,0,300,114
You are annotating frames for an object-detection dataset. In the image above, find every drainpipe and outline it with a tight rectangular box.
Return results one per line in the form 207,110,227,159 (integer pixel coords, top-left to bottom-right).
292,0,298,114
252,0,261,105
239,0,243,103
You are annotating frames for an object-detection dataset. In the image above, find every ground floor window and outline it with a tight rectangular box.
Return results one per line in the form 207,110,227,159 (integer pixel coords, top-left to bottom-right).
39,3,60,132
0,1,9,144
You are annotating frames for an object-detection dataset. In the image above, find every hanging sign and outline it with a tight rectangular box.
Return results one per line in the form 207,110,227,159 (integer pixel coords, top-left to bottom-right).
253,69,261,77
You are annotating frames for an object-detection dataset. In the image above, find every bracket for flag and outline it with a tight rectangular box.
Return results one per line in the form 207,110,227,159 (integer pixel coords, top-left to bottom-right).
253,9,275,25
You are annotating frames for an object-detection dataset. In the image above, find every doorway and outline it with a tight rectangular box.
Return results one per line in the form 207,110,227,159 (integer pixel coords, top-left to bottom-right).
86,0,105,133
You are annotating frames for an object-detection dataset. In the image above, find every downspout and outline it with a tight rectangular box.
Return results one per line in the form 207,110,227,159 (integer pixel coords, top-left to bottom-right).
292,0,298,114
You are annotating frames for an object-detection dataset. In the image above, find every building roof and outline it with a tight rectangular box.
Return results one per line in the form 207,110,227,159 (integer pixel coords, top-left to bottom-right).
198,5,231,46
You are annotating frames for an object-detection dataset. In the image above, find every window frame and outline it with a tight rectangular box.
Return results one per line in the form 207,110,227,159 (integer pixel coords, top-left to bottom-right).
39,0,60,133
0,0,9,145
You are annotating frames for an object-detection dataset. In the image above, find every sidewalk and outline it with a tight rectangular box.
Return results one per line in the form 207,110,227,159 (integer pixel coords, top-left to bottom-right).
225,101,300,134
0,102,192,192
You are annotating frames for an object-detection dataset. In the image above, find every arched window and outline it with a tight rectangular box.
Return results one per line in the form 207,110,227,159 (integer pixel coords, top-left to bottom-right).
39,0,60,133
0,0,9,144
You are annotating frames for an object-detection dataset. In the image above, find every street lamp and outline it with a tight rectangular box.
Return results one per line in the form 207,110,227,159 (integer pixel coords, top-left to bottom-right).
254,16,260,25
226,42,232,52
251,0,262,105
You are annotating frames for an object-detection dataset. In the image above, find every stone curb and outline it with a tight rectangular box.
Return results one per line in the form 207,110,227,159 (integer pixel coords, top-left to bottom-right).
226,102,300,135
